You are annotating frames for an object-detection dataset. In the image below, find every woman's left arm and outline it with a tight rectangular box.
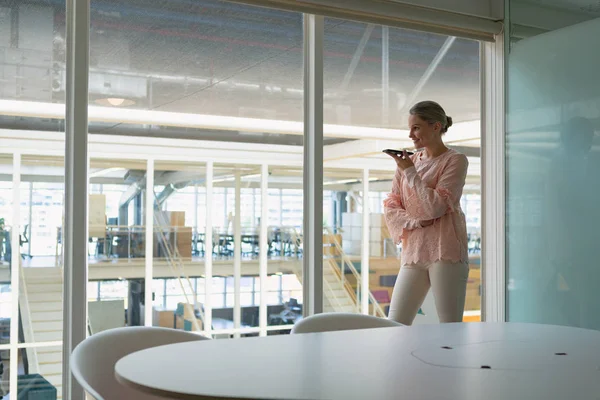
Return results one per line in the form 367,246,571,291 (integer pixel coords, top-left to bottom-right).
402,154,469,220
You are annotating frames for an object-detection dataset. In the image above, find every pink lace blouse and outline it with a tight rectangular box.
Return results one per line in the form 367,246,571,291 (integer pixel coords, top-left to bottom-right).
384,149,469,266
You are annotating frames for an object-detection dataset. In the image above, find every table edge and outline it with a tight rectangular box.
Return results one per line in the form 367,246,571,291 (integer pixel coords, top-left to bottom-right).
115,357,254,400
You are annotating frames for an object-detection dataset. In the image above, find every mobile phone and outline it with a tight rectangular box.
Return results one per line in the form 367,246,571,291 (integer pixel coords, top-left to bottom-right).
383,149,414,156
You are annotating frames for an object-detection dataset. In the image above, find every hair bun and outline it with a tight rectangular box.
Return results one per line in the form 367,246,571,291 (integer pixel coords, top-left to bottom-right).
446,116,453,130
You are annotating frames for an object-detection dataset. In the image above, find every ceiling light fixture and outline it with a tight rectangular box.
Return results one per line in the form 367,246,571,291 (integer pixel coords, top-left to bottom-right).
107,98,125,106
94,97,135,107
0,99,481,142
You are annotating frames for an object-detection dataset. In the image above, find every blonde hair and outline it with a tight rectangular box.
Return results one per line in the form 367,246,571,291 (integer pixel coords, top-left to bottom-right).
409,101,453,134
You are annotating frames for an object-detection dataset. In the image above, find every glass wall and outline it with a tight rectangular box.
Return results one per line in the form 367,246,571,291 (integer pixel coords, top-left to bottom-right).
146,162,305,337
322,19,482,322
85,0,306,340
0,2,66,395
0,0,487,394
151,161,204,334
17,156,65,399
506,1,600,329
86,158,148,337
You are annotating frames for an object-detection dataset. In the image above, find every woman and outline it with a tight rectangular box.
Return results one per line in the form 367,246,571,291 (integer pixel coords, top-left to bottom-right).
384,101,469,325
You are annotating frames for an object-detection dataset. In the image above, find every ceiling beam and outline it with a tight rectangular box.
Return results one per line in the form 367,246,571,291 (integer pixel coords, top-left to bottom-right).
402,36,456,111
340,24,375,91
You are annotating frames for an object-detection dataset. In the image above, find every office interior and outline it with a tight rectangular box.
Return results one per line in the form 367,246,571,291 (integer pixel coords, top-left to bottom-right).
0,0,598,398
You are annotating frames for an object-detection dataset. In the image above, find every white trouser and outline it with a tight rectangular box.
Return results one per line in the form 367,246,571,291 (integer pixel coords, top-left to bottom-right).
388,261,469,325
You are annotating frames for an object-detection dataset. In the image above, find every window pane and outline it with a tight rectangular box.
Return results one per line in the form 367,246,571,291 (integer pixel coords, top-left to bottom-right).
241,292,254,307
323,18,480,323
19,156,66,349
241,277,254,292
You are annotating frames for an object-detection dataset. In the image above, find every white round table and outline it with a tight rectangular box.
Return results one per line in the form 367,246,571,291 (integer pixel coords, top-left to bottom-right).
115,322,600,399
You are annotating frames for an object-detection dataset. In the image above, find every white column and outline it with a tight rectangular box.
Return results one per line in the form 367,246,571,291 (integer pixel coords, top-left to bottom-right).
361,169,370,314
144,160,154,326
259,164,268,336
9,153,20,397
382,26,390,126
194,184,199,257
279,188,283,226
252,188,256,226
28,182,33,255
481,38,506,322
204,162,214,335
233,170,242,338
223,187,228,230
63,0,90,397
302,14,324,316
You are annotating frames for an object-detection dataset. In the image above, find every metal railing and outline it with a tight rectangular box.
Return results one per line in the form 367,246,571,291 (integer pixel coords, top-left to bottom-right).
153,197,203,332
55,224,304,262
323,227,387,318
17,260,40,374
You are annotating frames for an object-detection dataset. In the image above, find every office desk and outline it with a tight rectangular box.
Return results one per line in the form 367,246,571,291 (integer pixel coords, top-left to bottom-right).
115,322,600,399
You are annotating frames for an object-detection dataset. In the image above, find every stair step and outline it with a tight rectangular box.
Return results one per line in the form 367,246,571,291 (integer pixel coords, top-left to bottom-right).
34,330,63,342
44,373,62,385
26,283,63,293
24,272,63,279
331,299,354,307
33,321,63,333
39,362,62,375
32,311,63,322
30,301,62,312
28,292,63,303
37,351,62,364
37,346,61,354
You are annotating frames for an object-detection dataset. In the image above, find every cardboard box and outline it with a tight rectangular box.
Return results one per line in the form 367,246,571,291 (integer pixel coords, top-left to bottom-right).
176,231,192,259
89,194,106,238
170,211,186,227
153,308,178,328
176,303,203,331
323,234,341,256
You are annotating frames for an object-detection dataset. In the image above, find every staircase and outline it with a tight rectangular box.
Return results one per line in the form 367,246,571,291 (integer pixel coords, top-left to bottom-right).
20,267,63,398
288,228,387,316
323,259,359,313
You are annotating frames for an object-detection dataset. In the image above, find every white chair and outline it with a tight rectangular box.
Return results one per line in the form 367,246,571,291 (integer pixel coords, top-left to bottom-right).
71,326,209,399
291,312,403,334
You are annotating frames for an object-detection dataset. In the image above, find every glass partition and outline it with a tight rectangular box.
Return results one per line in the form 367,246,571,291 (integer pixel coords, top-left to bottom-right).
506,1,600,329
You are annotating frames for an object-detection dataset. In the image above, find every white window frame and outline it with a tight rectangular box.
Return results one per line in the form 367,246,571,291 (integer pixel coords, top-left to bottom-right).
481,33,506,323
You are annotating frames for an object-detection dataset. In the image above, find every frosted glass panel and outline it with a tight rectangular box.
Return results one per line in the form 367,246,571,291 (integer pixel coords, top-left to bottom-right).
507,2,600,330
